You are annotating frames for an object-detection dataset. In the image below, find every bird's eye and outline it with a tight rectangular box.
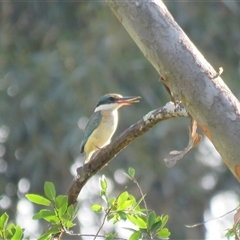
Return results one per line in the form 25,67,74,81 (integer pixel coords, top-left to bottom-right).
108,97,114,101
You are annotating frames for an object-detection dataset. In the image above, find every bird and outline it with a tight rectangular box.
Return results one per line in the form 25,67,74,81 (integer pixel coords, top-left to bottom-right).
80,93,141,163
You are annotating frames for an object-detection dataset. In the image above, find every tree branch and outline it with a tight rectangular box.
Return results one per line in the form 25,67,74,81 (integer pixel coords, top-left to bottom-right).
68,102,188,205
106,0,240,181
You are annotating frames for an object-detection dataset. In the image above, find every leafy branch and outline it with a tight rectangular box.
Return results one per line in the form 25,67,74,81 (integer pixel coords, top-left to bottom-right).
19,170,170,240
2,170,238,239
26,182,78,240
91,169,171,240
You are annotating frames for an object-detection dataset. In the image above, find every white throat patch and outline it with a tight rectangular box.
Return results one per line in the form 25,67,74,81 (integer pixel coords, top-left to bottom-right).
94,103,120,112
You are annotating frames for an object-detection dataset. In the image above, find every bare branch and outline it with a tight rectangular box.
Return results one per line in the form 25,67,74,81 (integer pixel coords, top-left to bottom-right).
68,102,188,206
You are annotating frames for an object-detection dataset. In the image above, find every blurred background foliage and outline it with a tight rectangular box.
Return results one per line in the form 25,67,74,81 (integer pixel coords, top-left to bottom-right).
0,1,240,239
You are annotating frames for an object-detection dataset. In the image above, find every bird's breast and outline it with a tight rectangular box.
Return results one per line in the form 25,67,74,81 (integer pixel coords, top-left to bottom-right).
90,110,118,148
99,110,118,137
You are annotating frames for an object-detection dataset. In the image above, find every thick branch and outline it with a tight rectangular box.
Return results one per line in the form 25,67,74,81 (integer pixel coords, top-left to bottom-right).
68,102,188,205
106,0,240,181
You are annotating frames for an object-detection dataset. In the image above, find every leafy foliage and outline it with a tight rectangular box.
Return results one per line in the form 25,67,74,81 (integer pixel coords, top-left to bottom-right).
0,212,23,240
2,169,238,239
26,182,78,240
91,168,171,239
0,170,170,239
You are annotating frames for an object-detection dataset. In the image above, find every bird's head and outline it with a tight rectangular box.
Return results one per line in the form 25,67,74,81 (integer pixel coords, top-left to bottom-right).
94,93,141,112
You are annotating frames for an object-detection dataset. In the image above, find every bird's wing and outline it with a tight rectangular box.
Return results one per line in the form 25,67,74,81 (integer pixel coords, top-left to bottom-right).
80,111,102,153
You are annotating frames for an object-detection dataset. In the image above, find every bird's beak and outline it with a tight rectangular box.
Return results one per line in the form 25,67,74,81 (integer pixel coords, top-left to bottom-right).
116,96,141,105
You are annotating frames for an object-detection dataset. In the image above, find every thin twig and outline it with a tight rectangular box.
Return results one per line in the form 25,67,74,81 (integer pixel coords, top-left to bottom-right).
93,208,112,240
65,231,126,240
185,205,239,228
132,177,148,214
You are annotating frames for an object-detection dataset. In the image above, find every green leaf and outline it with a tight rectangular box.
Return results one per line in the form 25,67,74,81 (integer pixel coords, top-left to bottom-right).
123,172,132,180
127,215,147,229
117,200,133,211
161,215,169,228
44,182,56,201
105,232,117,240
67,204,74,218
100,190,106,196
128,168,135,178
91,204,103,212
25,194,51,206
38,233,52,240
147,211,156,229
55,195,68,217
108,197,116,207
55,195,68,209
32,209,56,220
33,210,59,223
117,191,129,206
113,214,119,224
150,220,162,233
100,191,108,203
6,223,16,236
71,202,80,220
118,211,127,221
5,229,14,239
42,215,60,224
65,220,75,228
38,226,60,240
100,175,108,192
225,228,235,238
10,225,23,240
129,231,142,240
107,213,114,222
158,228,171,238
0,212,9,229
45,226,61,234
122,227,138,232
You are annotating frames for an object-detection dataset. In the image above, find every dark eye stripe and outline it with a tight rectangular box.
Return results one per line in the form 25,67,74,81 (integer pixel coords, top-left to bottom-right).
108,97,115,101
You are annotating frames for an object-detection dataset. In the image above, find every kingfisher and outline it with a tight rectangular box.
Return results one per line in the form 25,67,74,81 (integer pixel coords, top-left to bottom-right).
80,93,141,163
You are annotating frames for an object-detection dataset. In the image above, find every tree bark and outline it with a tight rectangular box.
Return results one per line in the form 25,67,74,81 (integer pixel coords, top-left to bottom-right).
106,0,240,181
